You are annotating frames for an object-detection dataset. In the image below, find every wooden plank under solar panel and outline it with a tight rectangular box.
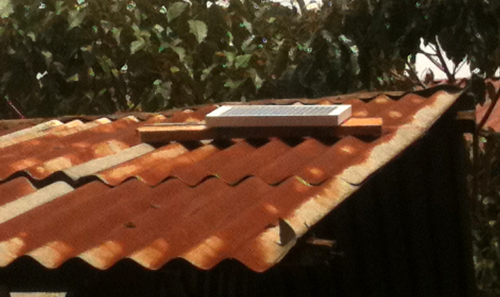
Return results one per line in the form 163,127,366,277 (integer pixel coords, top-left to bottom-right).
138,118,382,143
205,105,352,127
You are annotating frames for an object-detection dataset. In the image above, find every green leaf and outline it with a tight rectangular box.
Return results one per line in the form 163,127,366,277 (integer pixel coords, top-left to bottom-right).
224,51,236,66
201,64,217,81
68,10,86,29
247,68,263,89
130,38,145,54
235,54,252,68
66,74,79,82
167,2,188,22
224,79,245,89
188,20,208,44
0,0,13,18
171,46,186,61
111,69,119,78
27,32,36,42
112,27,122,45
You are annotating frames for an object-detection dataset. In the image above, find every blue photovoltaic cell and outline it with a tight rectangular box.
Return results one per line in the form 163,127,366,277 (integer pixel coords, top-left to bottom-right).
219,106,338,117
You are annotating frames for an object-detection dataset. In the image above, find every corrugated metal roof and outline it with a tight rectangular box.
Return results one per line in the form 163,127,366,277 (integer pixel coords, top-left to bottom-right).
477,100,500,132
0,89,461,272
476,79,500,132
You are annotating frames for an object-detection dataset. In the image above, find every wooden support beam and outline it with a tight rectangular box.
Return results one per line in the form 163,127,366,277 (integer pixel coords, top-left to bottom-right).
138,118,383,143
305,237,336,248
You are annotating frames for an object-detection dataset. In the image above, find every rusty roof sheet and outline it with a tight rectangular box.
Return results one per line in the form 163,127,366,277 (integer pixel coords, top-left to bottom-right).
477,100,500,132
476,79,500,132
0,89,462,272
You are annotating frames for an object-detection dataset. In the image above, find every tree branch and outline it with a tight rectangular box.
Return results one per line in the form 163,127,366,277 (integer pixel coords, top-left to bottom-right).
294,0,306,13
405,60,426,89
4,96,25,119
477,89,500,131
434,36,455,82
419,50,447,73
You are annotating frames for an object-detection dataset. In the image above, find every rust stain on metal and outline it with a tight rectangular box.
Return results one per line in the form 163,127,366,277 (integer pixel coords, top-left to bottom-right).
97,143,189,186
0,88,462,272
477,100,500,132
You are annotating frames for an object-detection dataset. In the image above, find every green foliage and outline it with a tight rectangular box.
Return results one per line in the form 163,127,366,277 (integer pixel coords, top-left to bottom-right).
472,131,500,296
0,0,499,118
283,0,500,97
0,0,329,117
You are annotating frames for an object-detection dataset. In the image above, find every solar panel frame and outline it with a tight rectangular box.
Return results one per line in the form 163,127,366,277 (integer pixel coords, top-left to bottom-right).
205,105,352,127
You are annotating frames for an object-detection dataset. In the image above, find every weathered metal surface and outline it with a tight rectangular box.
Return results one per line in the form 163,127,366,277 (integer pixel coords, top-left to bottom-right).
0,117,138,181
63,143,155,182
475,79,500,132
476,100,500,132
0,89,462,272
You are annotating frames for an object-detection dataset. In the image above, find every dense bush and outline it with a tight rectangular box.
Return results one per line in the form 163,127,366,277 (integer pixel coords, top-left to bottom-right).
0,0,499,118
0,0,331,117
472,129,500,296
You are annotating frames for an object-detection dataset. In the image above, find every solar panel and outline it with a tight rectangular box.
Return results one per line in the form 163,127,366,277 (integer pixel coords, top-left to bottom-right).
205,105,351,127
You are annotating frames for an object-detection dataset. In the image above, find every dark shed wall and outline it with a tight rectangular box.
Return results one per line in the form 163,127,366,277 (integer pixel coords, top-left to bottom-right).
301,111,475,297
0,112,475,297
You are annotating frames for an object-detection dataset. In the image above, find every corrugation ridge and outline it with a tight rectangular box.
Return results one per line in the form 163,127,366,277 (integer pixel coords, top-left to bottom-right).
294,135,373,185
13,179,225,269
0,182,111,268
5,252,264,272
0,181,74,226
70,178,314,271
7,138,133,182
338,91,460,187
3,92,450,189
0,124,33,137
0,117,140,181
0,120,66,149
0,176,312,265
0,161,341,192
253,138,330,185
0,117,129,160
45,137,372,188
0,89,462,272
168,109,205,123
95,143,189,186
0,177,37,206
92,91,456,188
213,138,291,185
0,176,338,272
103,143,222,187
362,95,399,118
62,143,155,182
77,178,258,270
49,118,112,137
378,93,430,125
0,120,63,143
0,108,456,271
179,177,316,271
169,176,323,272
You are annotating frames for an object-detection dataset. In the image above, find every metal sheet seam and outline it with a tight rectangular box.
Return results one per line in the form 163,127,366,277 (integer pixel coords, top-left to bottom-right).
0,182,74,224
0,120,63,147
63,143,156,181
